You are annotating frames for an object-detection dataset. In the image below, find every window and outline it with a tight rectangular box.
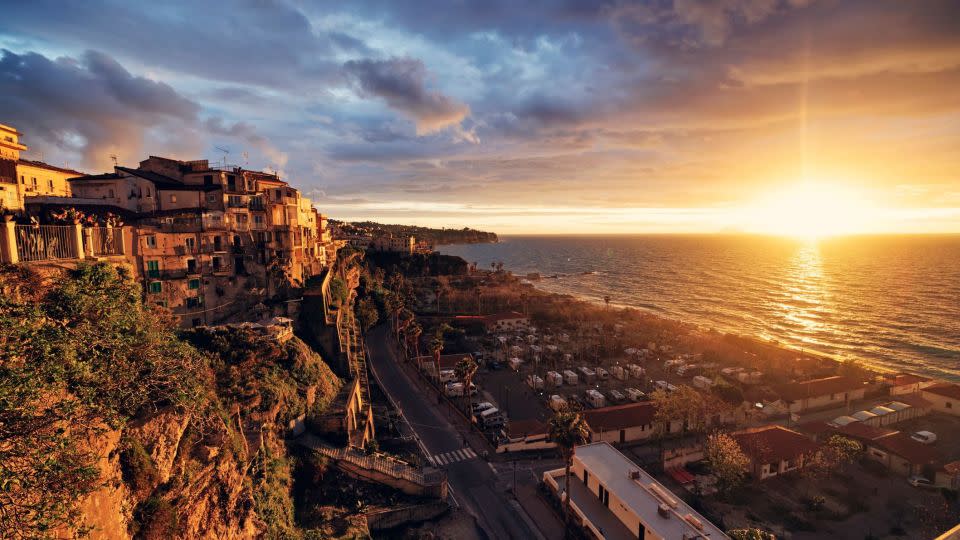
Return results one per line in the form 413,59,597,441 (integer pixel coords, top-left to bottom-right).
47,179,54,190
144,235,157,248
188,278,200,290
948,402,953,409
254,215,264,225
203,174,213,186
148,281,162,294
145,187,151,198
185,237,195,251
31,177,37,188
583,470,588,486
186,297,203,308
207,194,217,203
170,194,177,203
108,189,115,198
19,175,24,184
191,318,201,327
146,260,160,278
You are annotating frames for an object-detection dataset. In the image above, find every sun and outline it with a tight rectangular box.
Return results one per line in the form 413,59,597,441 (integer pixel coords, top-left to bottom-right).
742,182,877,239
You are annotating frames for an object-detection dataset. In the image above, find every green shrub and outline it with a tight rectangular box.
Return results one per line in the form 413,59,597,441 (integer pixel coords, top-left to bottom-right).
121,436,160,499
135,496,179,540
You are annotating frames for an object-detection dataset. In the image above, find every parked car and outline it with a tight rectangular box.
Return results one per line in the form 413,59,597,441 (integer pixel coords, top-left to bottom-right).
907,475,935,488
911,431,937,444
471,401,495,416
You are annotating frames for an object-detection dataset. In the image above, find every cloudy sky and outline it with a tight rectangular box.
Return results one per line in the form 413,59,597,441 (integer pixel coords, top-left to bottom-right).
2,0,959,233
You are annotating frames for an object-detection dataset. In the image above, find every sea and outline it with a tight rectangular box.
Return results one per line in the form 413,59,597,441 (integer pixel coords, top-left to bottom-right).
439,235,960,381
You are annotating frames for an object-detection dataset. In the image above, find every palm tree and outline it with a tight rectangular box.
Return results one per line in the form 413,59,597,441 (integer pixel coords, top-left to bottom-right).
454,356,478,411
430,324,452,382
434,284,442,314
407,321,422,362
475,286,482,315
548,409,590,538
603,295,611,310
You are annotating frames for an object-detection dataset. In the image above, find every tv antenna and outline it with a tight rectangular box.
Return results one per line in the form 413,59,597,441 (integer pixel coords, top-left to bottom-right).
214,145,230,168
242,151,249,166
109,154,118,167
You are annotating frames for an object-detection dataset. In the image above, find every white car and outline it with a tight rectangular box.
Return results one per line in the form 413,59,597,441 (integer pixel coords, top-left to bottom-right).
907,475,934,488
911,431,937,444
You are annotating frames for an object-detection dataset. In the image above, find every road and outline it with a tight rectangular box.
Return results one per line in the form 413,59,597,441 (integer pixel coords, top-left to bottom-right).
366,325,544,540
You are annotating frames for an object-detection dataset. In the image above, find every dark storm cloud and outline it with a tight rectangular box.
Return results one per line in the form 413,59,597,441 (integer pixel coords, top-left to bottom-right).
343,58,471,134
0,49,200,169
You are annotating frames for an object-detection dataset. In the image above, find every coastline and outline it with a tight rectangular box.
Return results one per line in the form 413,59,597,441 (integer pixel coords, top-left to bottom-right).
437,237,960,382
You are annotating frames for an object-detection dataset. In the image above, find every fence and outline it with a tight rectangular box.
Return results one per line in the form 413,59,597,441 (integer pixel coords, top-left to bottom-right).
303,435,445,488
15,225,78,262
88,227,123,256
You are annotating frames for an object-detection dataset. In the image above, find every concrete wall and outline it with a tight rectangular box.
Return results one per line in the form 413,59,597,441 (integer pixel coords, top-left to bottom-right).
365,501,449,531
789,388,866,413
921,390,960,416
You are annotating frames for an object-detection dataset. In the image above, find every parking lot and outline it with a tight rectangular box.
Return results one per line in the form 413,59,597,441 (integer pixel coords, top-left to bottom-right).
894,413,960,463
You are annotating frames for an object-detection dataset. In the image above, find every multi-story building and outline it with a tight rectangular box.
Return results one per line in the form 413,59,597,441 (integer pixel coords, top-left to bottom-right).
62,155,335,326
0,124,84,210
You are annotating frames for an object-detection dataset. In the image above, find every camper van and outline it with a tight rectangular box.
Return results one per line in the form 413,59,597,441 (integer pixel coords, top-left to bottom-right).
585,389,606,408
692,375,714,389
563,370,579,385
627,364,645,379
625,387,646,402
509,357,524,371
578,366,597,384
596,367,609,381
445,382,477,397
472,402,494,416
439,369,456,383
549,395,567,411
611,365,627,381
480,407,505,428
546,371,563,387
527,374,544,390
608,389,626,402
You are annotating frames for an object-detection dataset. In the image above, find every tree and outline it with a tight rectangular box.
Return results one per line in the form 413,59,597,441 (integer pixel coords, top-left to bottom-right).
603,295,611,310
355,297,379,332
406,321,423,362
727,529,776,540
651,385,711,437
548,409,590,539
454,356,478,411
429,324,452,382
0,263,209,536
706,432,750,497
329,276,348,306
822,435,862,473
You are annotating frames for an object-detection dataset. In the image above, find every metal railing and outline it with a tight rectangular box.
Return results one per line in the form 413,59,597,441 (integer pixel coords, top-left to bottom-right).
89,227,123,256
16,225,78,262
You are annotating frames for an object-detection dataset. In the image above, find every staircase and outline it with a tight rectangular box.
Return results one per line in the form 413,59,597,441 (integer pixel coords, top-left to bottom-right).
338,303,372,448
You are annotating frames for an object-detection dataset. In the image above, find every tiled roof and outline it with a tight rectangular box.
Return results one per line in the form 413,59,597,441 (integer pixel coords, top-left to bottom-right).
872,432,939,464
70,172,124,181
732,425,819,463
774,376,864,402
888,373,932,387
891,393,932,408
18,158,85,176
507,419,547,438
117,166,222,192
837,422,896,442
583,402,656,431
922,384,960,400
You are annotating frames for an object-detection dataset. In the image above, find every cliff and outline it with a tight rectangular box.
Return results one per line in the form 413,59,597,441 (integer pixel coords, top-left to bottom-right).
0,262,345,539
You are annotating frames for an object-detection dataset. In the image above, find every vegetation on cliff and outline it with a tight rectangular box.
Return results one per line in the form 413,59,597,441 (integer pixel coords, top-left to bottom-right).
0,262,343,539
332,219,498,245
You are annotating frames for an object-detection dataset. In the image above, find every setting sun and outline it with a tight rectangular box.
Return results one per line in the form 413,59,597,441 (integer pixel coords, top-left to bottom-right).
742,182,879,238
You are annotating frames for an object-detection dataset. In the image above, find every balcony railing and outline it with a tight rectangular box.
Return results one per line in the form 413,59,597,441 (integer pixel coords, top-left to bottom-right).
88,227,123,256
16,225,78,262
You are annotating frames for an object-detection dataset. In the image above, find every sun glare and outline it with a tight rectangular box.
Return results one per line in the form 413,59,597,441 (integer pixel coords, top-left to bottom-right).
743,182,877,239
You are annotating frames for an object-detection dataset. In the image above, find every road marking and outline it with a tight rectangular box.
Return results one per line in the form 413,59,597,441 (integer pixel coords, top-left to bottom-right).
429,448,478,466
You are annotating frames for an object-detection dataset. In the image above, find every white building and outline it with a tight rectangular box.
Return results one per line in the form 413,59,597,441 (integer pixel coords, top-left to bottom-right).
544,442,727,540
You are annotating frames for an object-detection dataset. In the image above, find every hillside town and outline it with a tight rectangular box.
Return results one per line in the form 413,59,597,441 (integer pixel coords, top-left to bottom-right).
3,121,960,539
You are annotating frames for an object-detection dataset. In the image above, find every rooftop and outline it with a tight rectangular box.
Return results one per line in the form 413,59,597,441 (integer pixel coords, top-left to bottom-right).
583,402,657,431
887,373,932,387
415,353,474,370
18,158,84,176
507,419,547,439
571,442,727,539
732,425,819,463
872,432,940,464
923,384,960,401
774,375,864,402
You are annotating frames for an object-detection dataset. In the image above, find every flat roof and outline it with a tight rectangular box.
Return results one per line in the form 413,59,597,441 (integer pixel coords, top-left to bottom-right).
573,442,728,539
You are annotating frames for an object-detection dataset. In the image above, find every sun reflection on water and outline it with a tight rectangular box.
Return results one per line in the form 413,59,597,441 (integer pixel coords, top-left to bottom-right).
776,240,829,344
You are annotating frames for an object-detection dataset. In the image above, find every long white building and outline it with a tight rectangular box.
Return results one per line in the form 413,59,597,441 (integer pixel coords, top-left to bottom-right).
544,442,727,540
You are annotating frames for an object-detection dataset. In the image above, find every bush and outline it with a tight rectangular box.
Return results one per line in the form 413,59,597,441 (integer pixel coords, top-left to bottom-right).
136,496,179,540
121,436,160,499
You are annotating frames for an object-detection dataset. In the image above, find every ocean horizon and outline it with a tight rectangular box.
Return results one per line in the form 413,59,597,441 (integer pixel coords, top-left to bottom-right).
439,234,960,381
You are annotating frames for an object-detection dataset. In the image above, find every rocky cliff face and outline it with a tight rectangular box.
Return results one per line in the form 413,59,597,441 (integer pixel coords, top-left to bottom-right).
64,333,341,540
